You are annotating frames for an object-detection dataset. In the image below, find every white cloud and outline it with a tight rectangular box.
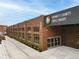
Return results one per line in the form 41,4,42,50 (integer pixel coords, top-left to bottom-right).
70,0,79,5
56,0,79,12
22,0,55,15
0,1,55,26
67,0,79,7
0,12,5,19
0,2,55,15
0,2,24,11
0,12,4,16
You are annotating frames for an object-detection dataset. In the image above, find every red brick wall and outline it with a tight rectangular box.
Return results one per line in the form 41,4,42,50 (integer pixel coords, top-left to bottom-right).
0,25,7,35
25,15,44,49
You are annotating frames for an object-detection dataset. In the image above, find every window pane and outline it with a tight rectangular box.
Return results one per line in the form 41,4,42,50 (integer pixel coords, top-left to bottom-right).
48,44,50,47
52,43,54,46
51,38,54,42
55,42,57,46
33,27,39,32
58,42,60,45
58,38,60,42
27,27,31,31
27,33,31,40
48,39,50,43
33,34,39,44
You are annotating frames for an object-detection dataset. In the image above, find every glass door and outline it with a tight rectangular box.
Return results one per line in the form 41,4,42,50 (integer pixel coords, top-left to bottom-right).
47,36,61,48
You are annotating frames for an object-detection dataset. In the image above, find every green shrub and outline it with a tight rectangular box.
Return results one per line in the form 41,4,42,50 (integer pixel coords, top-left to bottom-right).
38,48,42,52
7,36,43,52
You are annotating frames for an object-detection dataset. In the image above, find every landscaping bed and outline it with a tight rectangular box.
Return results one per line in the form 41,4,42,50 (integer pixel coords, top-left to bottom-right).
0,35,5,44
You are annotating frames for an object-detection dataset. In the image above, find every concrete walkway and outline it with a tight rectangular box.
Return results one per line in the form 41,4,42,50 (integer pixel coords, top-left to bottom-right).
2,39,31,59
0,36,79,59
41,46,79,59
3,36,47,59
0,43,9,59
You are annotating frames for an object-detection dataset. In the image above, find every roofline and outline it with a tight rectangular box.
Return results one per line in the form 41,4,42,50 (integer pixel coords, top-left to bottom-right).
46,5,79,16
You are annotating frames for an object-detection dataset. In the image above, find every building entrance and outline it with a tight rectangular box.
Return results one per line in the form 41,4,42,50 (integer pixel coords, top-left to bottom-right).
47,36,61,48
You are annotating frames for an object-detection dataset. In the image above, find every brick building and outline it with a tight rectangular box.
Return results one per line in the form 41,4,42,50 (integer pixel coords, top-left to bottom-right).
7,15,46,51
7,6,79,51
0,25,7,35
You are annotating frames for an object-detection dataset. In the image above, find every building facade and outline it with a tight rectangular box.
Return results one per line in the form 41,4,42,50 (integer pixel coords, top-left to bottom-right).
44,6,79,49
7,6,79,51
0,25,7,35
7,15,47,51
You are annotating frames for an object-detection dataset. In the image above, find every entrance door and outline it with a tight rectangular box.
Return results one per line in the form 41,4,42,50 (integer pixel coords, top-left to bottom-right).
48,36,61,48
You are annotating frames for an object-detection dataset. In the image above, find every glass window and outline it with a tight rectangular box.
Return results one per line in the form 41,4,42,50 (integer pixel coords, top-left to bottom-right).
48,39,50,43
33,27,39,32
52,43,54,46
51,38,54,42
47,36,61,48
27,33,31,40
58,37,60,42
48,44,50,47
33,34,39,43
22,33,24,38
22,28,24,31
27,27,31,31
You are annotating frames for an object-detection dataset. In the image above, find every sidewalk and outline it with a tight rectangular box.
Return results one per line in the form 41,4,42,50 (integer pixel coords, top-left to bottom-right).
3,36,79,59
41,46,79,59
0,42,9,59
2,37,31,59
5,36,40,56
5,36,47,59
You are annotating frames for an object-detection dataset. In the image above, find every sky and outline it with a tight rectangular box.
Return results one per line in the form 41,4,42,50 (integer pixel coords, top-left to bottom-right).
0,0,79,26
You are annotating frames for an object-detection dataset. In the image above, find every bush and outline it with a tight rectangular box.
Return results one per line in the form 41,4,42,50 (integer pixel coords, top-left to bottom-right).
7,36,43,52
0,35,5,40
38,48,42,52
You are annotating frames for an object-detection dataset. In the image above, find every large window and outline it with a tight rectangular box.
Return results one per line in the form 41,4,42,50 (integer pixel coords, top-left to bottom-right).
27,33,31,40
22,28,24,31
27,27,31,31
18,28,22,31
22,33,24,38
33,27,39,32
33,34,39,44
